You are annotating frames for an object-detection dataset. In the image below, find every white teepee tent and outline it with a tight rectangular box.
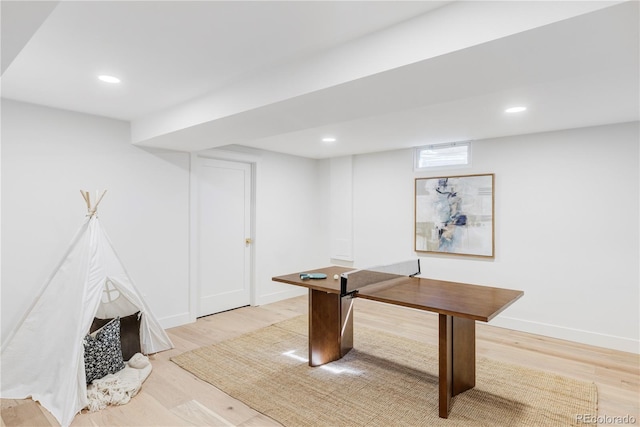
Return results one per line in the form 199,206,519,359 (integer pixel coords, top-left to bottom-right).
1,191,173,426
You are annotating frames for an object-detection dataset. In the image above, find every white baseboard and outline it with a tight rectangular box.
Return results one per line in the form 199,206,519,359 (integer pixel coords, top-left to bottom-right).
490,316,639,354
156,298,639,355
255,288,306,307
158,311,192,330
157,289,306,331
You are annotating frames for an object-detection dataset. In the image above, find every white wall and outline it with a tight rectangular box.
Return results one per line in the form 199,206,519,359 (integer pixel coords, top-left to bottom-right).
3,98,637,354
343,122,639,353
1,99,191,340
253,149,328,305
1,100,328,342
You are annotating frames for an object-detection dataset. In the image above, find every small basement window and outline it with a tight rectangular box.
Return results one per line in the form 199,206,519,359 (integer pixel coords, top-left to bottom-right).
414,141,471,170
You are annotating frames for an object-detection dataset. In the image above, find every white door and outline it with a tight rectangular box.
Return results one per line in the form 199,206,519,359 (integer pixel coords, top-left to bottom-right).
197,158,252,317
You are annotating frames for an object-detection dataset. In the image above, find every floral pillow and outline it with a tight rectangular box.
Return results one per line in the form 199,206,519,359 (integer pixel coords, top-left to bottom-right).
91,312,141,361
83,317,125,383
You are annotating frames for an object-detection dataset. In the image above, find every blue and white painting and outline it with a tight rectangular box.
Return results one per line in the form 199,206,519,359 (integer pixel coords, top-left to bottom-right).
415,174,494,257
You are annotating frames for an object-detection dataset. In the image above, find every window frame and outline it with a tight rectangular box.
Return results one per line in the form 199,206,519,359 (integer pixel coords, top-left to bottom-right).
413,141,472,171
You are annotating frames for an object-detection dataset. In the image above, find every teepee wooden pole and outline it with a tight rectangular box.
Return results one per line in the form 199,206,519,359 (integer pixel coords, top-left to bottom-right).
81,190,91,213
93,190,107,212
81,190,106,216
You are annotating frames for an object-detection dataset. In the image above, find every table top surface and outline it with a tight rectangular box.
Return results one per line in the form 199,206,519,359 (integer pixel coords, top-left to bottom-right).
272,266,523,322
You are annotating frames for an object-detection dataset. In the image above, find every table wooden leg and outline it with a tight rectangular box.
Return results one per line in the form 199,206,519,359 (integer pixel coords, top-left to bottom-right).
308,289,354,366
438,314,476,418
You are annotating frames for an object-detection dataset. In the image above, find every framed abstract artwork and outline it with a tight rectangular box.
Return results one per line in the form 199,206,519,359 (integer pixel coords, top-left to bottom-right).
415,173,494,258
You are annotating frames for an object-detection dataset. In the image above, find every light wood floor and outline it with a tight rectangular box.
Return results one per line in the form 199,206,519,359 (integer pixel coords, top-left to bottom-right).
2,295,638,426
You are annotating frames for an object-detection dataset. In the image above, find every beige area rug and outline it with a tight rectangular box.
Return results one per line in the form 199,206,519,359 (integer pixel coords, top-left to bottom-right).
172,316,597,427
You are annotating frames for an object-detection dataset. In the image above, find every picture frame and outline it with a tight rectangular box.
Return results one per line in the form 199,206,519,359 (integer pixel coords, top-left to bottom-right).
415,173,494,258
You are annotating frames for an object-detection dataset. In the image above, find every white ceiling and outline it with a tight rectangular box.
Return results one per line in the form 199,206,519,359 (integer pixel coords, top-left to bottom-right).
2,1,638,159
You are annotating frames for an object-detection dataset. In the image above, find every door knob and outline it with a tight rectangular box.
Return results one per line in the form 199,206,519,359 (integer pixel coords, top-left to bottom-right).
245,238,252,244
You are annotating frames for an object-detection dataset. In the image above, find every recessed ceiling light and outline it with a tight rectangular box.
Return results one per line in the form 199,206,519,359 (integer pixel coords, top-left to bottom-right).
505,106,527,113
98,75,121,84
322,137,337,143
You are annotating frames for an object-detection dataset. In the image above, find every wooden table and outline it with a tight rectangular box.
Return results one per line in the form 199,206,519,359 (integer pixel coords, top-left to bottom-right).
273,266,524,418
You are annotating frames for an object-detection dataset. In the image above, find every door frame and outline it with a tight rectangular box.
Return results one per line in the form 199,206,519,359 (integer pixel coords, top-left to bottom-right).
189,149,259,323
